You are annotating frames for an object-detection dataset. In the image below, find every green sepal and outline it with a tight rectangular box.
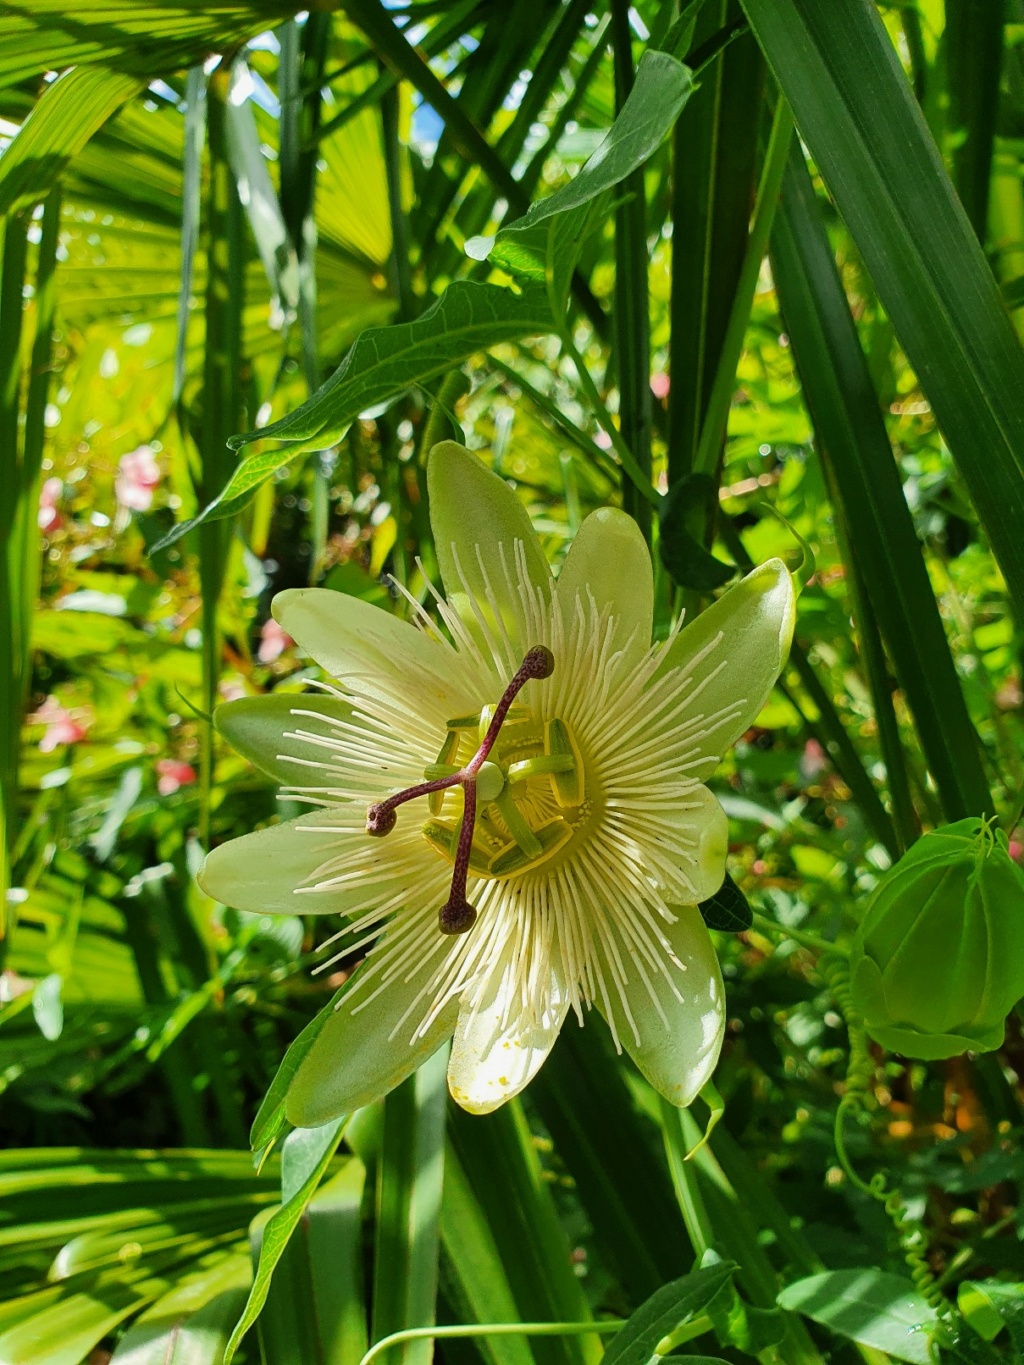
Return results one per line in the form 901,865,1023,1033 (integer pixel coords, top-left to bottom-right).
215,692,356,788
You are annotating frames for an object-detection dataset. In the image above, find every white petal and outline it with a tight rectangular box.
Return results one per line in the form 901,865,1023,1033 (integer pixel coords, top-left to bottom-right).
595,905,725,1108
273,587,475,720
653,784,729,904
198,807,443,916
426,442,552,659
215,692,422,792
556,507,653,672
657,559,795,780
286,927,461,1125
447,945,569,1115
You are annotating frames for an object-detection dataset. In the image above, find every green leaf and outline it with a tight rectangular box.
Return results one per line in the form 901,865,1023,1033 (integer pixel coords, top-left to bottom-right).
249,995,342,1159
777,1269,940,1365
151,280,552,549
252,1161,367,1365
499,51,692,236
659,474,736,591
698,873,753,934
958,1281,1024,1352
108,1255,252,1364
372,1049,448,1365
666,18,766,482
741,0,1024,622
706,1276,786,1355
439,1143,538,1365
0,67,142,218
0,1,303,89
449,1102,601,1365
529,1019,690,1304
0,1276,152,1365
224,1118,347,1364
477,50,693,290
484,198,607,314
224,61,299,311
601,1263,737,1365
769,141,991,823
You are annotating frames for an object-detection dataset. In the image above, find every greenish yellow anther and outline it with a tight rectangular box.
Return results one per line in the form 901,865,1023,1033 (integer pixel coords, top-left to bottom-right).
545,718,584,807
428,731,461,815
506,754,575,782
491,787,542,858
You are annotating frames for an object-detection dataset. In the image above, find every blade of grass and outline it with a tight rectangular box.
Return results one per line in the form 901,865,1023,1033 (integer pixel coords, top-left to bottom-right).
610,0,653,542
225,1118,349,1364
740,0,1024,622
372,1047,449,1365
769,143,992,822
0,188,59,941
197,69,246,847
254,1159,368,1365
278,14,330,582
530,1020,691,1302
0,214,29,938
692,95,793,478
945,0,1005,243
174,67,205,406
343,0,527,215
314,0,483,146
439,1142,538,1365
668,7,766,482
448,1100,602,1365
0,66,142,217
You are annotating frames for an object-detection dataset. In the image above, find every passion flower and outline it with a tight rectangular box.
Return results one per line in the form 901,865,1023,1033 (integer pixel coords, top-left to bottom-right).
199,442,795,1121
850,818,1024,1060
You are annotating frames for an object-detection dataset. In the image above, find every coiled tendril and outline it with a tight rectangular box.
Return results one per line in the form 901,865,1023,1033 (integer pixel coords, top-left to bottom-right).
825,956,952,1322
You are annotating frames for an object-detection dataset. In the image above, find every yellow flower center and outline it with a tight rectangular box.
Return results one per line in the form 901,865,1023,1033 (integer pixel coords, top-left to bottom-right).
420,703,588,880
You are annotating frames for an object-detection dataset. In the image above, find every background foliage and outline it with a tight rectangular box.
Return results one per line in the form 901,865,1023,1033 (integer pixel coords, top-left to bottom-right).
0,1,1022,1362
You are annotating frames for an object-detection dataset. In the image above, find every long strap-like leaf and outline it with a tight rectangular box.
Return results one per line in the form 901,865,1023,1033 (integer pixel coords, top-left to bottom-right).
742,0,1024,623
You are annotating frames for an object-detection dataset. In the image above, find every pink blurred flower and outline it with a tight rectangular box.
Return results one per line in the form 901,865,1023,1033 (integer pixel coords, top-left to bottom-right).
258,618,293,664
115,445,161,512
1009,835,1024,865
0,970,33,1005
38,477,63,533
32,696,89,752
156,759,197,796
651,372,670,400
218,676,247,703
800,737,828,781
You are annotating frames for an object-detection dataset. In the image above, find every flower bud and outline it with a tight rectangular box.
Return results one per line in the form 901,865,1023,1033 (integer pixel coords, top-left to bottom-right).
850,819,1024,1060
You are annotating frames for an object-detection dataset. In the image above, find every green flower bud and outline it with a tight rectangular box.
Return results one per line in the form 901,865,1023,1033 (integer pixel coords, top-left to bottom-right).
850,818,1024,1060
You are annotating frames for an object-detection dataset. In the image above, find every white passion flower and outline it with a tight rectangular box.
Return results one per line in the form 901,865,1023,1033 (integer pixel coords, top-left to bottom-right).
199,443,795,1124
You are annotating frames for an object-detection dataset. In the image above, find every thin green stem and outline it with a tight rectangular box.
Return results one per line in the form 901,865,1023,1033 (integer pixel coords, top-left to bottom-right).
486,351,619,484
659,1095,716,1254
419,369,470,461
750,911,844,958
360,1322,623,1365
558,326,661,507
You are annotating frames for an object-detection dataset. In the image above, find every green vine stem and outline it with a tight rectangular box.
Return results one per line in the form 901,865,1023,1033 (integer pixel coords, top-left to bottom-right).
358,1320,623,1365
